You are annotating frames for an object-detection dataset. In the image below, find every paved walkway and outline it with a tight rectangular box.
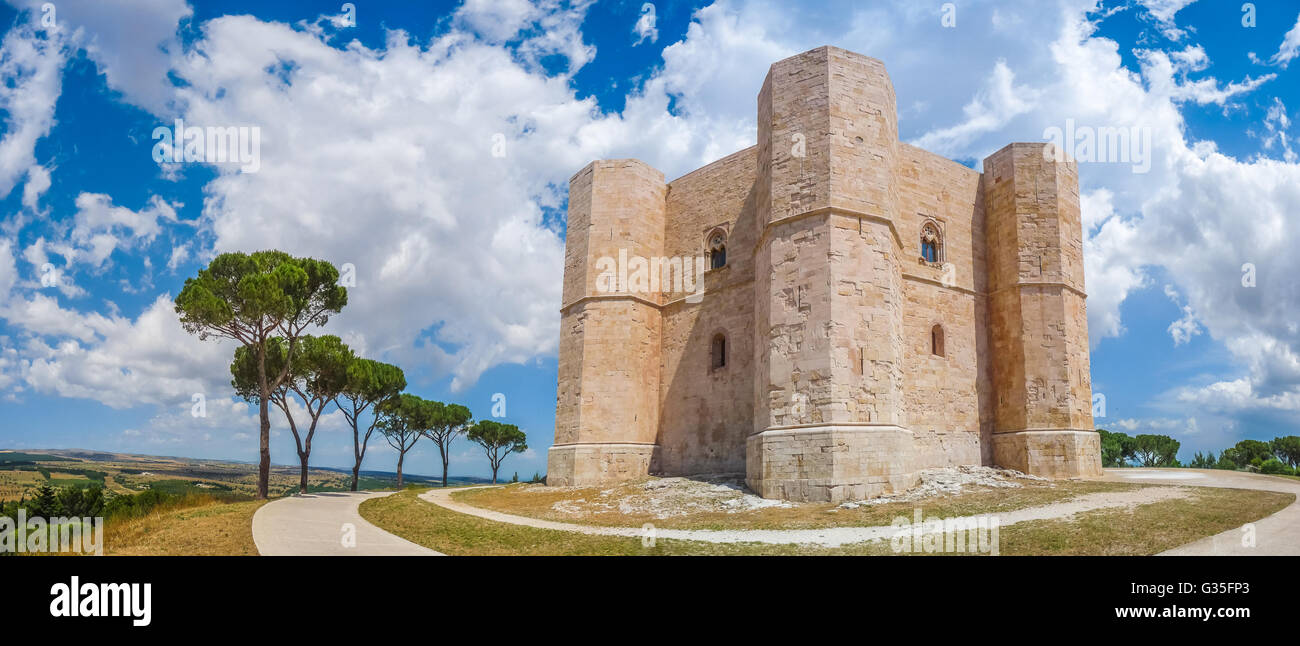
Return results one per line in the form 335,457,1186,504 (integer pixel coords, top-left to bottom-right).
1099,468,1300,556
419,477,1218,549
252,491,441,556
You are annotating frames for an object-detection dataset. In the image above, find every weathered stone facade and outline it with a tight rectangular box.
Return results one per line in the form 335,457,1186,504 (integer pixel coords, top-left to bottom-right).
548,46,1102,501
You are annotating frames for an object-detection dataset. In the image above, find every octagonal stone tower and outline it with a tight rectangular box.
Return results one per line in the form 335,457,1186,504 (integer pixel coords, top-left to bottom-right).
548,160,665,486
983,144,1103,477
745,47,917,501
547,45,1102,500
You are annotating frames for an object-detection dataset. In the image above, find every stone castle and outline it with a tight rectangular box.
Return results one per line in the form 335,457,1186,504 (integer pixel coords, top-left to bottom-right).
547,46,1103,502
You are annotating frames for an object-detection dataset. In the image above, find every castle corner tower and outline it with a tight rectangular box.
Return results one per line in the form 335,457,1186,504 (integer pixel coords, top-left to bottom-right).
547,159,666,486
983,143,1102,478
745,46,917,502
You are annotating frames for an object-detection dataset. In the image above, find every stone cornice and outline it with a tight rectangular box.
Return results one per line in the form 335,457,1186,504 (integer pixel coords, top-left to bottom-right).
559,293,663,314
988,281,1088,300
753,205,906,253
900,272,979,297
560,277,757,313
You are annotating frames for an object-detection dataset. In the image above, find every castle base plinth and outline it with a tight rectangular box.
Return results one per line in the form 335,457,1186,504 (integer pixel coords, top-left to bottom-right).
992,430,1103,478
745,425,918,503
546,443,658,487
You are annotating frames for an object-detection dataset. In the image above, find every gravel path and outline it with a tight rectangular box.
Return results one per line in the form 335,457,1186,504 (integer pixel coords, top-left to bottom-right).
418,480,1192,548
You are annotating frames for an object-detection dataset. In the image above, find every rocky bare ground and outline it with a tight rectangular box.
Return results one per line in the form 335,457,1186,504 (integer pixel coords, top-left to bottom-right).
533,474,791,519
422,471,1219,548
840,465,1050,508
532,466,1056,519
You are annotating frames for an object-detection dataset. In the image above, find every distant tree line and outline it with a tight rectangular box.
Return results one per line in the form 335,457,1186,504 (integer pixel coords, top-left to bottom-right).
1099,429,1300,475
174,250,530,498
1,483,106,521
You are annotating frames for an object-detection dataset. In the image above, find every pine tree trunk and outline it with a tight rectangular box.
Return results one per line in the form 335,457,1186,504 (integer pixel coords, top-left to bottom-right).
299,453,310,493
256,343,270,499
258,397,271,499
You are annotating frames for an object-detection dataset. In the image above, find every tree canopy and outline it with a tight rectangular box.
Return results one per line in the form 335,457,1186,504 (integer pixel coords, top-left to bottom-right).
335,358,406,491
1271,436,1300,469
467,420,527,484
175,251,347,344
175,250,347,499
376,393,433,488
422,401,474,487
1097,428,1135,467
339,359,407,412
1131,434,1180,467
1219,439,1274,470
231,337,291,405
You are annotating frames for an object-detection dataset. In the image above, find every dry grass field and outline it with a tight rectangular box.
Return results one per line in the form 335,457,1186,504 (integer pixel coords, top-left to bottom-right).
361,488,849,555
104,497,269,556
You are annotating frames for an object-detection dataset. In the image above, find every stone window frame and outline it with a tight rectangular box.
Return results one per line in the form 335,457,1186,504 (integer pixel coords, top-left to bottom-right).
710,331,728,371
930,323,945,358
705,227,729,271
919,218,944,266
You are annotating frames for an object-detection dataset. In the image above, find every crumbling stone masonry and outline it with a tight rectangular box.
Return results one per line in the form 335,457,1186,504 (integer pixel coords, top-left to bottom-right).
547,46,1103,501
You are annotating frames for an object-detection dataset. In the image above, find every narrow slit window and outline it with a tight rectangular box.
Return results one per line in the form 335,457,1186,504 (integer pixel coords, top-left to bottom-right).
711,334,727,370
931,324,945,357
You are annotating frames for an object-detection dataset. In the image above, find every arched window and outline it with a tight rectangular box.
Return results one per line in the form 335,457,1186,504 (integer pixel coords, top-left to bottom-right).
931,324,945,357
921,221,942,264
711,333,727,370
708,232,727,270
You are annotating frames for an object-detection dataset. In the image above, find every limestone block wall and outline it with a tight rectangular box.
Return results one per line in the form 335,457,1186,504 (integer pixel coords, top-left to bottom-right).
755,214,835,427
901,279,983,468
831,213,906,426
746,425,916,502
657,147,758,475
825,48,906,430
753,46,837,431
896,144,988,469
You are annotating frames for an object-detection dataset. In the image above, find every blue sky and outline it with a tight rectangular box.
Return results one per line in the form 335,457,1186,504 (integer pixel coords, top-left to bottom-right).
0,0,1298,478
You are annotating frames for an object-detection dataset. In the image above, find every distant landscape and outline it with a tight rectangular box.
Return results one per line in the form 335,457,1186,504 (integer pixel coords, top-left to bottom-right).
0,448,495,502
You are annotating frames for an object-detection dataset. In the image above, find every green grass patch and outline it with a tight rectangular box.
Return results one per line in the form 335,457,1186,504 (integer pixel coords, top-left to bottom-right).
359,489,876,555
363,486,1296,556
999,487,1294,555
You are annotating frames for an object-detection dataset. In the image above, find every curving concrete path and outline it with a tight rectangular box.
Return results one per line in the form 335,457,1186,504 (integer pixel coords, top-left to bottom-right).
247,471,1300,555
252,491,441,556
420,469,1300,553
420,480,1190,549
1100,468,1300,556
